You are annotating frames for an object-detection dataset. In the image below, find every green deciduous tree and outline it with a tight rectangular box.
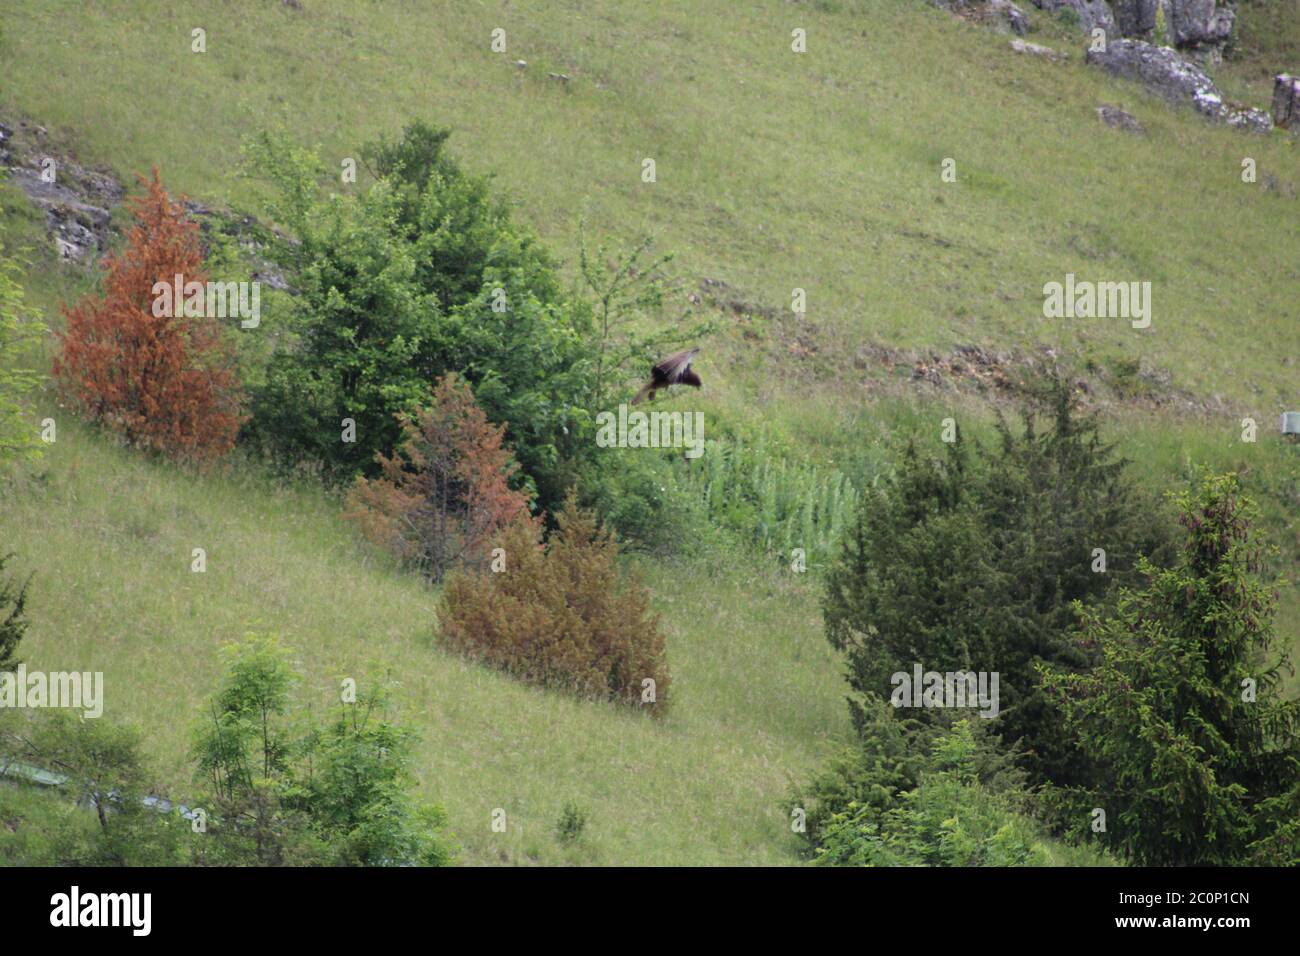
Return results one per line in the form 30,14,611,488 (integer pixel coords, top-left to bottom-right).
0,712,189,866
575,223,713,409
192,634,453,866
243,125,590,511
0,551,31,671
301,688,451,867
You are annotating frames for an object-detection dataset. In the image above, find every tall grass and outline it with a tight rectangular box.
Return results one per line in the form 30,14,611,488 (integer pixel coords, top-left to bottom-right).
683,429,864,567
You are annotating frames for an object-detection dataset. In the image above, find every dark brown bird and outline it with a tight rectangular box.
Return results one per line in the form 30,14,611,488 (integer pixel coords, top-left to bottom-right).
632,348,702,405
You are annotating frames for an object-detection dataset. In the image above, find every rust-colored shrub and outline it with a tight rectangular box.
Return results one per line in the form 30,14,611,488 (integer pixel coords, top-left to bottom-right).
439,492,671,713
53,168,243,462
344,373,533,580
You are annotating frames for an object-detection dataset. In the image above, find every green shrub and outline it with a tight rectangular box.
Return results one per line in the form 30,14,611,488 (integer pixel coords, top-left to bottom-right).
795,696,1024,848
554,801,589,844
0,551,30,671
576,447,706,557
1054,7,1081,29
814,721,1052,867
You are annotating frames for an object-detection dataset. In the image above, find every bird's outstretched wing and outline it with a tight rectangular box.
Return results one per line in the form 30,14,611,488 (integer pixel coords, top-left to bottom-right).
654,348,700,384
632,348,702,404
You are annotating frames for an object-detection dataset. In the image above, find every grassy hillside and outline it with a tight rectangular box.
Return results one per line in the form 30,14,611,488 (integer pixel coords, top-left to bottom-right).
0,422,850,865
0,413,1292,864
1,0,1296,417
0,0,1296,866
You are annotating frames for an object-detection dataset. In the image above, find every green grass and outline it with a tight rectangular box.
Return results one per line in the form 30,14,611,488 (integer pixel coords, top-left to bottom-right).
1,0,1296,419
0,0,1296,865
2,408,1292,864
0,423,850,865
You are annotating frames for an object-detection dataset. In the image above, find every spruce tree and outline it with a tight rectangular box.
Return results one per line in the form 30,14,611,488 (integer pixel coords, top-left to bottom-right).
1041,473,1300,865
822,376,1169,784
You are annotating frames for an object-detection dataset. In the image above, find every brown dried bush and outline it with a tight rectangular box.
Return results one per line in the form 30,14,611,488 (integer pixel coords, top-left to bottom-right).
344,374,532,581
438,492,671,713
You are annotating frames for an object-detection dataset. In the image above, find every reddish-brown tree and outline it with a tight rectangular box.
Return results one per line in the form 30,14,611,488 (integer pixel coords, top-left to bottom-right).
439,492,672,713
53,168,243,462
344,373,533,580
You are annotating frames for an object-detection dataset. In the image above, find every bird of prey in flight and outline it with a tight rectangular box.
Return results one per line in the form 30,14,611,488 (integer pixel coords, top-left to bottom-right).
632,348,702,405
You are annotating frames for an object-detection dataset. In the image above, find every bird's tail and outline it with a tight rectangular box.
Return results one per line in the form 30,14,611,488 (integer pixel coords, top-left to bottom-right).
631,382,656,405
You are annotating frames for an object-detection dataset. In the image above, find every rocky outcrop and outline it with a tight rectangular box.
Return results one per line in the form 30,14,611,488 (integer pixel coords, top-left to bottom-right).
1167,0,1234,49
931,0,1030,35
931,0,1274,136
1117,0,1234,65
1029,1,1239,64
0,118,123,263
1112,0,1154,35
953,0,1243,65
1010,38,1068,61
1097,103,1145,132
183,200,295,293
2,113,296,288
1086,39,1272,131
1273,74,1300,130
1112,0,1234,50
1031,0,1117,38
8,168,115,262
988,0,1031,34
